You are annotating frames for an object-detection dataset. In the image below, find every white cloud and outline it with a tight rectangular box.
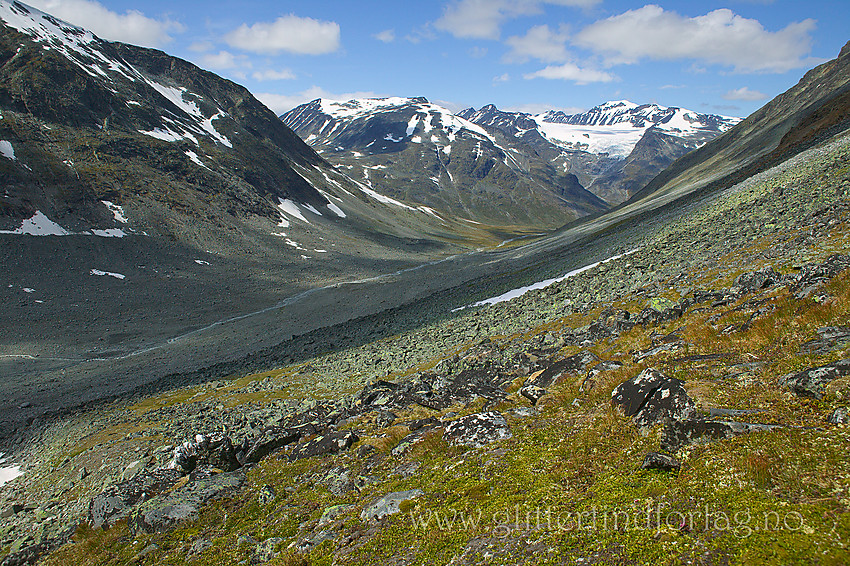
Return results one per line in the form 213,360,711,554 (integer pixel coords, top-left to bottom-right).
468,46,488,58
574,5,817,73
435,0,598,40
224,14,340,55
256,87,382,115
252,69,297,81
504,24,569,63
524,62,615,84
198,50,248,70
374,29,396,43
26,0,183,47
493,73,510,83
723,87,768,101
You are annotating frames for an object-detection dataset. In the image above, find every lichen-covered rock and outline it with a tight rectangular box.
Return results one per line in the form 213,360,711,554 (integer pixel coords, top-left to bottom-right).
612,368,695,428
443,412,512,448
734,267,781,293
288,430,359,461
129,469,244,534
323,466,355,497
519,384,548,405
240,427,300,465
661,420,780,452
640,452,680,472
780,359,850,399
800,327,850,355
89,468,181,529
612,368,668,416
360,489,423,522
319,504,354,526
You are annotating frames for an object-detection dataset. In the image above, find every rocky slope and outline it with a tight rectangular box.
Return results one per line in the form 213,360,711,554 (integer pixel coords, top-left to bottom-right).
459,101,739,204
282,97,609,230
1,123,849,566
1,4,849,565
0,0,517,422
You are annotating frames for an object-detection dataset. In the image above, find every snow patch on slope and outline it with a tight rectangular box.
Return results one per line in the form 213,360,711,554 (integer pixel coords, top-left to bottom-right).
0,140,15,160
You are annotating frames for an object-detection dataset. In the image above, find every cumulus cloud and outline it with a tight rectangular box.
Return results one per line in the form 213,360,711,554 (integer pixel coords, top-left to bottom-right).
504,24,570,63
224,14,340,55
26,0,183,47
252,69,297,81
435,0,598,40
255,87,382,114
723,87,768,101
573,5,816,73
198,51,249,70
524,62,615,84
373,29,396,43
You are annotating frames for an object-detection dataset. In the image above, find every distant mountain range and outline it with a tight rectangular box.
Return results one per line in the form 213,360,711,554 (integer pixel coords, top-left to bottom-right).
283,98,739,210
282,97,608,230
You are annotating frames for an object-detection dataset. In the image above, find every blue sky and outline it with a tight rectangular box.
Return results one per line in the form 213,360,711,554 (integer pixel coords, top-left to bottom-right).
23,0,850,118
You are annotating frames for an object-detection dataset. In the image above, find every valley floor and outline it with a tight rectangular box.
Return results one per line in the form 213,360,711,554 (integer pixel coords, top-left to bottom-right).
2,131,850,565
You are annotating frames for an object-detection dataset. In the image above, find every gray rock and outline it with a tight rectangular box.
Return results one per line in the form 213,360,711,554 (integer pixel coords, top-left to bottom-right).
129,469,244,534
295,530,336,552
735,267,780,293
288,430,359,461
799,327,850,355
88,468,181,529
319,504,354,526
640,452,680,472
360,489,423,522
257,484,276,506
612,368,695,428
519,384,548,405
443,412,512,448
323,466,355,497
661,420,780,452
241,427,300,465
827,406,849,424
779,359,850,399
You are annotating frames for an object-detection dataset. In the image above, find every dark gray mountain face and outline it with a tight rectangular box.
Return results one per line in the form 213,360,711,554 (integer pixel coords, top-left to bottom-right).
0,0,335,238
0,0,483,386
282,97,609,231
459,101,739,205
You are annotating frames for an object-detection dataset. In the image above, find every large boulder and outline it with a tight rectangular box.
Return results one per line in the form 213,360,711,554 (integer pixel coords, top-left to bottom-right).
129,469,244,534
443,412,512,448
288,430,359,461
611,368,695,428
89,468,181,529
780,359,850,399
240,427,300,465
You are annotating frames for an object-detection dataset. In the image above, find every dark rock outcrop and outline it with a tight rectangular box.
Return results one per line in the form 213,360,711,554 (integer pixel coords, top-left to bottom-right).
128,469,244,534
88,468,181,529
779,359,850,399
640,452,680,472
661,420,780,453
611,368,695,427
